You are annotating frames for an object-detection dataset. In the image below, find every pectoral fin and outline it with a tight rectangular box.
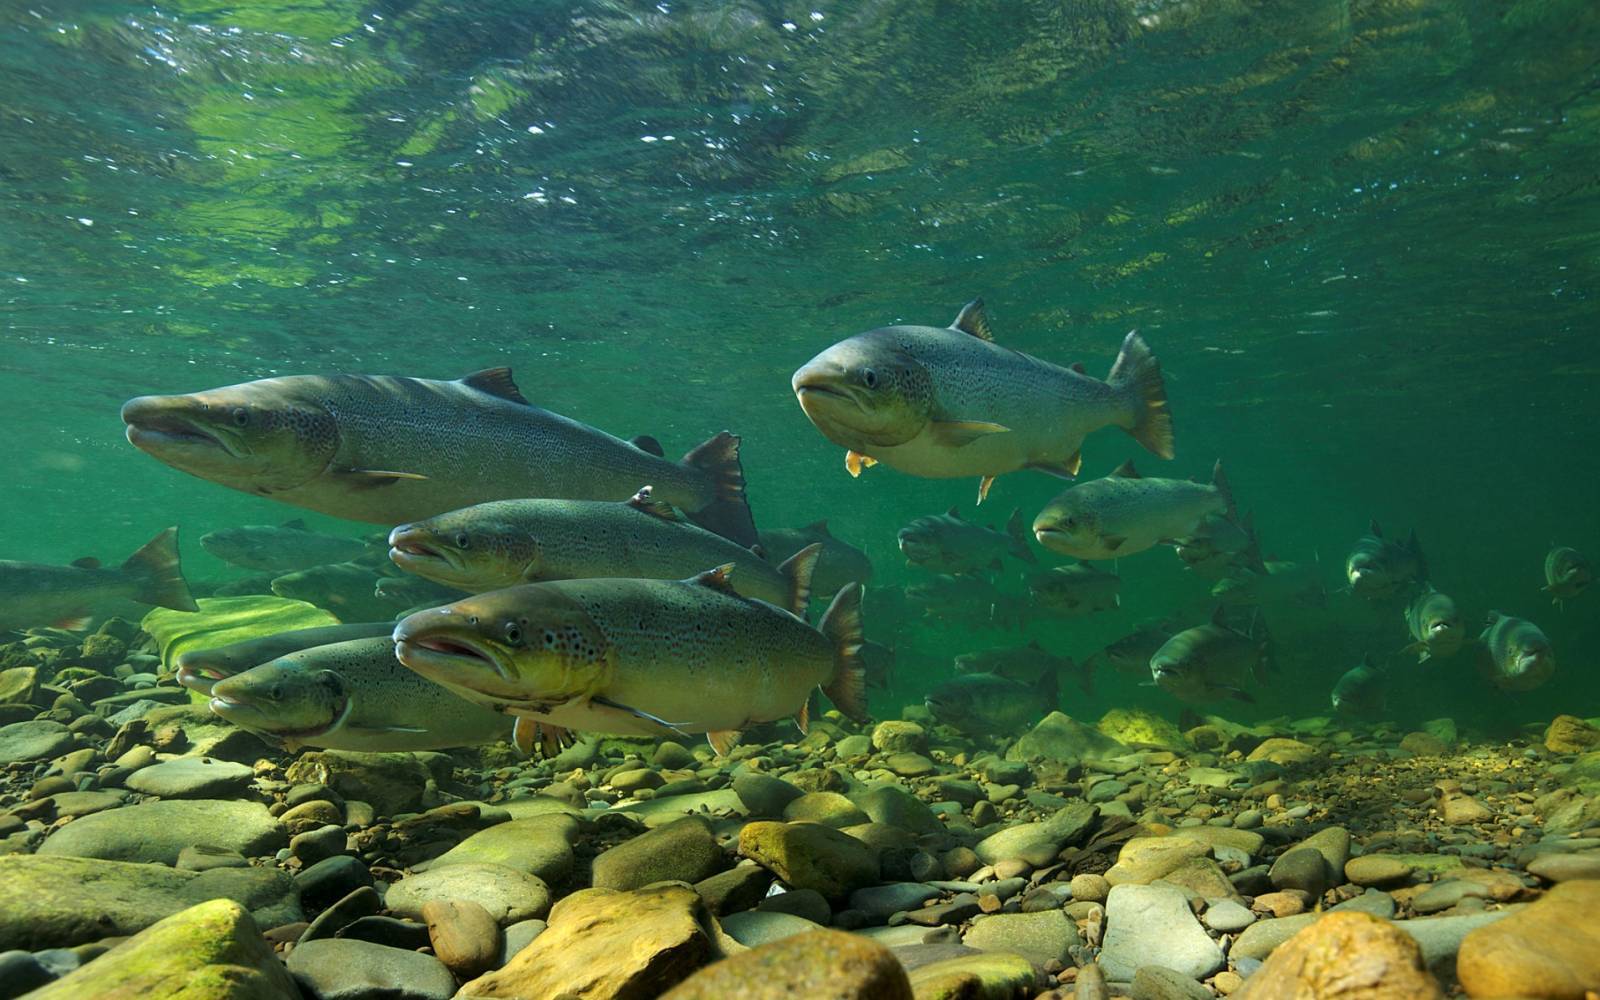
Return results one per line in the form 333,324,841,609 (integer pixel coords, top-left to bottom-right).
1101,535,1127,552
340,468,430,489
707,730,742,757
592,695,691,735
845,451,877,477
930,420,1011,447
625,485,680,521
1027,450,1082,478
513,717,578,757
794,699,810,735
976,475,996,504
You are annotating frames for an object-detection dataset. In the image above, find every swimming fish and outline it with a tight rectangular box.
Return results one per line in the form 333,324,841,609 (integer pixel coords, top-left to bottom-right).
0,528,196,633
1173,512,1261,579
373,575,470,613
905,574,1011,629
121,368,758,546
1212,559,1325,609
199,520,369,573
392,567,867,756
175,621,396,695
861,640,897,690
1402,586,1464,662
1476,612,1555,693
758,520,875,597
1345,521,1427,602
791,299,1173,503
1027,564,1121,618
1032,460,1233,561
1086,622,1175,678
389,488,815,611
955,639,1090,695
925,671,1057,734
270,562,395,623
208,637,512,752
1330,654,1387,717
897,506,1036,574
1543,546,1592,609
1150,608,1271,703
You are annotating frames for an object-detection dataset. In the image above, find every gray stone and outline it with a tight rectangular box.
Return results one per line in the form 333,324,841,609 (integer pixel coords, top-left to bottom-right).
175,845,249,872
0,721,75,765
122,757,255,799
296,856,373,912
1268,846,1330,897
961,910,1082,967
286,938,456,1000
37,799,284,866
1526,852,1600,882
500,918,546,965
854,784,944,836
0,950,53,996
592,815,723,891
291,825,348,866
1396,908,1517,980
849,882,941,920
1201,899,1255,932
427,814,576,884
385,863,551,926
732,772,804,816
719,910,820,948
1099,883,1223,981
1230,913,1318,961
1132,965,1213,1000
1005,712,1129,764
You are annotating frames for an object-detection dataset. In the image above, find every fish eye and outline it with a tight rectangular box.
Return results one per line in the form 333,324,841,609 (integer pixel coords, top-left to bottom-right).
505,622,523,645
231,407,249,427
861,367,879,389
467,615,479,626
268,683,283,700
455,532,471,550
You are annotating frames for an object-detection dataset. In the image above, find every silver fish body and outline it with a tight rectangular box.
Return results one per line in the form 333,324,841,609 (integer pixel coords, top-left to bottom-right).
1402,586,1464,662
1476,612,1554,692
200,520,368,573
176,621,396,695
0,528,195,633
1033,460,1232,561
1150,609,1269,704
898,506,1035,574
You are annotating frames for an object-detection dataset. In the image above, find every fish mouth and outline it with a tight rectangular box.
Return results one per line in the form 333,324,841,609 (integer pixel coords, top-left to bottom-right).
208,691,345,741
175,661,230,694
394,630,510,684
388,527,465,578
122,401,239,457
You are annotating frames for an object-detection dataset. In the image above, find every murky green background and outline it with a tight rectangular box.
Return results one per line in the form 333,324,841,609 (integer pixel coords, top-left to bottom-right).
3,0,1596,730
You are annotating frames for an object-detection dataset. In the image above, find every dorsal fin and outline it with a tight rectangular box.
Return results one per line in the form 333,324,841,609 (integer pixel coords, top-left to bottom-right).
803,520,833,537
1070,362,1087,374
690,563,739,596
1111,460,1141,478
625,485,679,521
1368,519,1383,538
282,519,307,530
460,368,530,405
1209,605,1229,627
70,557,101,570
628,435,665,458
945,506,962,519
950,299,994,341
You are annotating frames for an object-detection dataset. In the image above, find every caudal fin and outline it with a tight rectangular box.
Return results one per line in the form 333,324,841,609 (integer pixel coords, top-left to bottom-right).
122,527,198,613
1107,331,1174,460
818,583,870,723
681,431,759,548
1005,508,1038,564
778,542,822,618
1211,460,1237,521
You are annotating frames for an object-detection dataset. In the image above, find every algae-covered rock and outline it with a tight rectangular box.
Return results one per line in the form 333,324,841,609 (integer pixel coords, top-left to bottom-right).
38,799,284,865
737,821,879,900
1545,714,1600,754
21,898,301,1000
386,863,551,926
142,596,337,672
427,814,577,884
1456,879,1600,999
456,884,716,999
284,749,450,817
1097,708,1186,750
1005,711,1128,764
0,855,301,950
1235,911,1444,999
661,928,911,999
592,815,724,892
1245,737,1319,766
905,951,1039,1000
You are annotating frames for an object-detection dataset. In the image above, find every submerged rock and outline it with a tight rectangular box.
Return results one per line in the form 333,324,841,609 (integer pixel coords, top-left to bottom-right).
385,863,551,926
592,815,724,891
1234,911,1444,999
737,821,879,900
37,799,284,865
426,814,576,884
287,938,455,1000
1456,879,1600,999
661,928,911,999
905,951,1039,1000
1006,712,1128,764
1099,883,1223,981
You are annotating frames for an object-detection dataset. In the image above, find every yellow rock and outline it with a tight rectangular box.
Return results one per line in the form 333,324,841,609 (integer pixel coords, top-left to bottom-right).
1543,715,1600,754
1234,911,1444,999
661,929,911,999
1245,737,1319,766
1457,880,1600,999
1097,708,1186,750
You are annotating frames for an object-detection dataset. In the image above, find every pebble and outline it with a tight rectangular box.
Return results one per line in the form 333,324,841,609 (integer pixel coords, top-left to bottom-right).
1344,854,1415,887
660,927,912,999
592,815,723,891
287,938,457,1000
421,898,501,981
427,814,576,884
386,863,552,925
1131,965,1213,1000
1099,883,1224,981
1202,899,1256,932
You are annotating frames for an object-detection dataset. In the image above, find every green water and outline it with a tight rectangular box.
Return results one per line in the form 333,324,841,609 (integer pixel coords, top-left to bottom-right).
3,0,1597,731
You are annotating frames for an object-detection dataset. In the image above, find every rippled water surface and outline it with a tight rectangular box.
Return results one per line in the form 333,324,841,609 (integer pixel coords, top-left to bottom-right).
3,0,1597,725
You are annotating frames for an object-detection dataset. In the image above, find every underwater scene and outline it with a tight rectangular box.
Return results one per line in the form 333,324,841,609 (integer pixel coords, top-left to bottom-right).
2,0,1599,997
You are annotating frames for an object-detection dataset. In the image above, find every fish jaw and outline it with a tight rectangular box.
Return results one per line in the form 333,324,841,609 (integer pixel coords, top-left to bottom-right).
208,669,347,741
388,524,479,589
121,386,336,494
175,658,231,696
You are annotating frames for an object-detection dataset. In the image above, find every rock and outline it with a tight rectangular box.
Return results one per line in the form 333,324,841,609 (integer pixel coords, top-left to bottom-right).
1100,883,1223,981
177,846,250,872
1400,732,1449,756
20,899,300,1000
1105,836,1211,886
0,721,75,765
422,899,501,981
1332,889,1397,919
387,863,552,926
962,910,1082,967
456,884,717,999
1070,873,1110,903
1244,738,1318,766
500,919,544,964
1203,899,1256,933
1162,856,1244,905
905,951,1039,1000
1231,913,1318,961
783,791,870,828
0,851,302,947
0,951,52,996
1526,852,1600,883
1269,847,1331,897
1131,965,1213,1000
652,741,698,769
1345,855,1415,887
46,790,126,818
737,821,879,900
1234,911,1445,999
855,784,945,836
660,928,912,999
289,825,347,867
1440,793,1493,825
299,886,382,943
731,772,804,817
719,910,819,947
609,767,663,794
1006,712,1128,764
122,757,255,799
694,864,772,916
849,882,941,920
337,916,430,952
757,887,831,924
1397,910,1513,980
974,802,1096,867
428,814,576,884
0,667,40,706
38,799,284,866
883,752,936,777
295,856,373,913
1545,715,1600,754
593,815,724,891
284,750,447,817
1456,879,1600,999
871,721,927,754
1098,708,1187,750
1167,825,1264,857
287,938,456,1000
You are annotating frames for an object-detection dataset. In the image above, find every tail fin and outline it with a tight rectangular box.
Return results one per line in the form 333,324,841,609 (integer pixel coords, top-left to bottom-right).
1005,508,1037,564
818,584,869,722
681,431,759,548
1211,460,1236,521
778,542,821,618
1107,331,1174,460
122,527,198,613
